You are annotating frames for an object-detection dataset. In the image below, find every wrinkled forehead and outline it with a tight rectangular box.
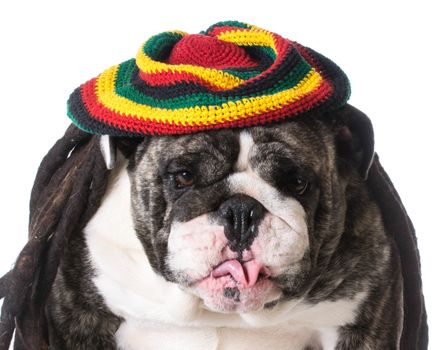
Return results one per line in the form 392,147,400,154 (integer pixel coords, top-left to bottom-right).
142,121,330,172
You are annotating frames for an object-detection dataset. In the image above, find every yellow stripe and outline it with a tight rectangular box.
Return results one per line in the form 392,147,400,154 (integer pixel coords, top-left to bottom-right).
217,29,277,53
136,45,244,90
96,66,323,126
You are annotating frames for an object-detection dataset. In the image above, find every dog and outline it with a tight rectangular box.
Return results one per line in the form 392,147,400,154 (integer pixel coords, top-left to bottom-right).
45,104,405,349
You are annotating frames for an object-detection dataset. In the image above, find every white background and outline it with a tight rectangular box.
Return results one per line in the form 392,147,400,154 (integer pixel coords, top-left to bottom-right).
0,0,436,347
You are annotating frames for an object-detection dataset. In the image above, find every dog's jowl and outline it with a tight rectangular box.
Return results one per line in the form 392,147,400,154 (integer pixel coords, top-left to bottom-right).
0,21,427,350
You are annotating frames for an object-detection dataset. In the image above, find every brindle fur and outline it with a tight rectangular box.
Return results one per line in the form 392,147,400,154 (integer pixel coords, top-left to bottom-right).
47,108,403,349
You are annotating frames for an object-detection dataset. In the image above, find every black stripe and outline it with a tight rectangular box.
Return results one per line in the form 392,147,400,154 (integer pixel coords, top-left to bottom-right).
305,47,350,105
67,88,143,137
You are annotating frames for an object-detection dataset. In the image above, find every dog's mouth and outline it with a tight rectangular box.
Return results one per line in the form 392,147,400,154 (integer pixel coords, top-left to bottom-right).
210,259,271,287
190,258,279,313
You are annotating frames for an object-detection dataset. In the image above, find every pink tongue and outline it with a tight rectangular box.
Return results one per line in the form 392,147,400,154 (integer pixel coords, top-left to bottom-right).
211,259,268,287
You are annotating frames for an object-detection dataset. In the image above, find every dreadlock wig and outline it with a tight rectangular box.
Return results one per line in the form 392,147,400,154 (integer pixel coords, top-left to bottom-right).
0,21,428,349
0,126,110,349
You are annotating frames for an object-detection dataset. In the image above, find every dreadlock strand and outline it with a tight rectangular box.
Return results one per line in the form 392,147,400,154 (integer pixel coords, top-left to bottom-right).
28,139,93,237
0,300,15,350
6,150,88,317
14,141,104,350
29,125,91,216
33,140,104,303
14,306,46,350
29,128,83,217
8,140,89,309
0,153,85,350
18,139,104,349
0,126,111,350
0,271,11,300
81,145,110,225
29,131,93,238
15,173,93,350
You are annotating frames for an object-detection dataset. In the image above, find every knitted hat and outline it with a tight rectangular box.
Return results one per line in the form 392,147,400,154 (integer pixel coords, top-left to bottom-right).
67,21,350,136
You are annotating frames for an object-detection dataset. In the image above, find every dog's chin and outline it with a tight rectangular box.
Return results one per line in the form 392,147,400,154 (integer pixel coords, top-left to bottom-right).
192,275,281,313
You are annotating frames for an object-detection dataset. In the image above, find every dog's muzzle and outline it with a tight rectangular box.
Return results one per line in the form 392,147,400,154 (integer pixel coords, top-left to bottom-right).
219,194,266,253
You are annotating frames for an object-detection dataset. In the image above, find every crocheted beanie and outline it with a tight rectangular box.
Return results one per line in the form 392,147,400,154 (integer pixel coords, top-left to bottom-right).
67,21,351,136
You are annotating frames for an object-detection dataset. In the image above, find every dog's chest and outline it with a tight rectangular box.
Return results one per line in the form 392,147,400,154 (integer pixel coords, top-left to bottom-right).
115,320,334,350
84,164,361,350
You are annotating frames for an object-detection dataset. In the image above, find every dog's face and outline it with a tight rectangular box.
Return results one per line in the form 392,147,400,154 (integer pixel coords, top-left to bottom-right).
127,111,371,313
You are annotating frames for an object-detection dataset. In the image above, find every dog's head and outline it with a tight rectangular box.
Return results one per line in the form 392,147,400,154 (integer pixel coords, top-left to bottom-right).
123,105,374,313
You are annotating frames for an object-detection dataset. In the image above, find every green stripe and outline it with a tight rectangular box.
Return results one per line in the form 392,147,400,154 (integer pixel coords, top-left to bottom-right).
114,58,312,109
256,46,276,61
222,68,261,80
142,32,184,61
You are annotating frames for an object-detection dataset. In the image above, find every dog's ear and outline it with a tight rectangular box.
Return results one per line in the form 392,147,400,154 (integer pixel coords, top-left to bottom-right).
113,136,144,159
332,104,375,179
99,135,144,169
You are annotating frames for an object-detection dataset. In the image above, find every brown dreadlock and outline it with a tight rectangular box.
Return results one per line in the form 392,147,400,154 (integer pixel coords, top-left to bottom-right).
0,125,110,350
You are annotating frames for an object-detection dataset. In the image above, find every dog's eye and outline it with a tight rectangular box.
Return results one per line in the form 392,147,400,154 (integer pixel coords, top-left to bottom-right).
291,177,308,195
174,171,194,189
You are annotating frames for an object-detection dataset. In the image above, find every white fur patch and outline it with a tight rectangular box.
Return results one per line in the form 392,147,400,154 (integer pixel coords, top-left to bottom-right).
85,151,367,349
229,132,309,277
167,215,232,282
235,131,254,172
227,171,309,274
85,160,203,325
99,135,116,170
227,170,307,235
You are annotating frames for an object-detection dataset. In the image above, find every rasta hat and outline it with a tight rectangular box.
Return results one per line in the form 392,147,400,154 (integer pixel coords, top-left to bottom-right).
67,21,350,136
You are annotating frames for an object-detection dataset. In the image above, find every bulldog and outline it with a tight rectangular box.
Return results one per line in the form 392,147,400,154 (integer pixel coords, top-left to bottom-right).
46,105,404,349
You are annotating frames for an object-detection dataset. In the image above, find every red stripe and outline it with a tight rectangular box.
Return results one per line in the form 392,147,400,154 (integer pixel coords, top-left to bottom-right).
80,77,333,135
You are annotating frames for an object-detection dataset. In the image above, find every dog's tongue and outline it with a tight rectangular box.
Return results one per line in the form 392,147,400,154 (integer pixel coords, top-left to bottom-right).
211,259,268,287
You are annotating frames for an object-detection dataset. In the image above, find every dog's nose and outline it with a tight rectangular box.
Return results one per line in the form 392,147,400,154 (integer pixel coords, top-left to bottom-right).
219,194,265,252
